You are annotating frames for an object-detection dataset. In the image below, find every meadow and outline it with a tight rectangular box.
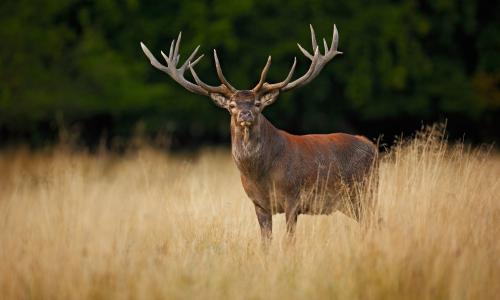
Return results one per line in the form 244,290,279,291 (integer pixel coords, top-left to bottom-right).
0,126,498,300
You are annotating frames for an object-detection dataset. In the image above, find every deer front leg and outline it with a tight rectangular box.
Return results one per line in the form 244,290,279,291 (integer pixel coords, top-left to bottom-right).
254,205,272,248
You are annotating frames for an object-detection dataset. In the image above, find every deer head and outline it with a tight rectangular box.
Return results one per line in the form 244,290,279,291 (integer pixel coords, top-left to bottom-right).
140,25,342,141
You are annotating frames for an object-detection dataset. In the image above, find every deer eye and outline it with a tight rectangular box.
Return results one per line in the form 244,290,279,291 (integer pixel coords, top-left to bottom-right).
255,102,261,108
229,103,236,109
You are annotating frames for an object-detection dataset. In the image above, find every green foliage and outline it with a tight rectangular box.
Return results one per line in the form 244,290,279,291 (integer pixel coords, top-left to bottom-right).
0,0,498,145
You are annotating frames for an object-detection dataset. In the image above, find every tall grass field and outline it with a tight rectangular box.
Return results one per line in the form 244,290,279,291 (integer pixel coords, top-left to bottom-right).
0,127,498,299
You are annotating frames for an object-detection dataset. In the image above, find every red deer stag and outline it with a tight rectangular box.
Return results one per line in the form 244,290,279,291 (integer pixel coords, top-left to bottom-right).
141,24,377,243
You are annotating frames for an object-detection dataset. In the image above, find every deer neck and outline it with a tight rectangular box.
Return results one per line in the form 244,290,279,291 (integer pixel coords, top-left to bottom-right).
230,115,283,177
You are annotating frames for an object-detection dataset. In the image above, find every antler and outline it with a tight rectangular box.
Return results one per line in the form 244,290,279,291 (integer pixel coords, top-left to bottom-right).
142,26,340,96
140,32,207,95
140,32,236,96
253,24,342,93
284,24,342,91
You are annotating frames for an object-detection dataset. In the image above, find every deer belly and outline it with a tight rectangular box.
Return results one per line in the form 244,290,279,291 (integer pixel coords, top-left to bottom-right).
278,161,348,215
269,200,285,214
296,181,345,215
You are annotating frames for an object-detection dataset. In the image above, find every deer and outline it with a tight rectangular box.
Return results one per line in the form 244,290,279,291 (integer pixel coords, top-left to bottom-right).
140,24,377,245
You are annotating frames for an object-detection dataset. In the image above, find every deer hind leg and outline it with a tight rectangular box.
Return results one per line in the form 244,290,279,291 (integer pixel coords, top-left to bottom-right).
284,199,300,245
344,184,363,223
254,205,272,248
285,206,298,235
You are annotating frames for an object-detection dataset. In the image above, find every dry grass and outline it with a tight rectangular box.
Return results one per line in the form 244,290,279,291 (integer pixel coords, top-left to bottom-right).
0,127,499,300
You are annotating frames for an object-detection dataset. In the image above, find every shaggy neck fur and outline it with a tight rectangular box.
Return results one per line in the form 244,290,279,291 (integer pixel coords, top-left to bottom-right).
230,115,284,178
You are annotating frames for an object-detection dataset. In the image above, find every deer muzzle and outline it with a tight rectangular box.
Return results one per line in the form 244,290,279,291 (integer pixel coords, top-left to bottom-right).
238,111,254,127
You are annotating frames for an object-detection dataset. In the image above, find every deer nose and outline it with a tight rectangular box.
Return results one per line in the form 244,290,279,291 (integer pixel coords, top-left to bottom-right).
238,111,254,122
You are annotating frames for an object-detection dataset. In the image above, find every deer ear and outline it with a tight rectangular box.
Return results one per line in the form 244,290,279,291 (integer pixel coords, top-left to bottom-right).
260,90,280,107
209,93,230,108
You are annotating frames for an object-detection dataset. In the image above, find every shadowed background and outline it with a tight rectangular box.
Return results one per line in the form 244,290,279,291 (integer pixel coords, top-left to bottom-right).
1,0,498,148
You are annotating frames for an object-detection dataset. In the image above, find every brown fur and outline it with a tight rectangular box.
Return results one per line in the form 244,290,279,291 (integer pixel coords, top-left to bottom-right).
225,94,377,241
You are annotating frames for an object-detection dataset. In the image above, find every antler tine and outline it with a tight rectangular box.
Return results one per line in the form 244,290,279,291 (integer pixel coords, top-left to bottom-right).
297,43,314,60
180,45,200,71
310,24,318,54
331,24,342,54
189,53,204,68
188,62,228,94
168,39,175,63
160,50,170,64
262,57,297,91
173,31,182,64
252,56,272,92
213,50,237,92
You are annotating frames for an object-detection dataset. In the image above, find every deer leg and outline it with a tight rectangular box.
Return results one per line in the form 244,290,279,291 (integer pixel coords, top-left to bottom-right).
254,205,272,248
284,202,299,245
348,185,364,223
285,209,298,236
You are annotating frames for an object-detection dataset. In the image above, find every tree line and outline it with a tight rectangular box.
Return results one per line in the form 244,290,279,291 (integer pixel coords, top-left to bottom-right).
1,0,498,148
